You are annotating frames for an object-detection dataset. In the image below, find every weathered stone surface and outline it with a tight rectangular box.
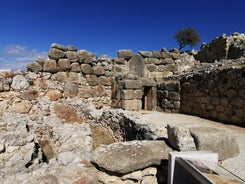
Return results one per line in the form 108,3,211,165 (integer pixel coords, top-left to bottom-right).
195,33,245,62
146,64,157,72
81,64,93,74
167,124,196,151
86,75,98,86
138,51,153,58
152,51,162,59
161,51,172,59
51,43,67,51
71,63,81,72
67,45,77,51
77,50,93,63
92,140,172,174
57,59,71,71
0,77,10,91
129,54,147,77
144,58,160,65
142,78,156,87
118,50,133,60
190,127,239,160
11,100,32,113
168,92,180,101
78,86,94,98
98,76,111,86
46,89,62,101
52,72,69,82
121,90,143,100
63,83,78,97
121,100,142,111
120,80,143,89
21,90,39,100
26,62,43,73
113,58,126,65
11,75,29,91
92,66,105,76
159,81,180,91
43,59,58,73
66,51,79,62
48,48,66,60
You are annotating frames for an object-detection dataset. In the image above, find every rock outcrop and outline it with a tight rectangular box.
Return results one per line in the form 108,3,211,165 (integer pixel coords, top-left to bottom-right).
92,140,172,174
167,125,239,161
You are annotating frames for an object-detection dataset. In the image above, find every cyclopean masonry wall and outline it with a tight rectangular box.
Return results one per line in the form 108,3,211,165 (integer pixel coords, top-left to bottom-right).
25,43,113,108
195,32,245,62
0,32,244,126
180,66,245,127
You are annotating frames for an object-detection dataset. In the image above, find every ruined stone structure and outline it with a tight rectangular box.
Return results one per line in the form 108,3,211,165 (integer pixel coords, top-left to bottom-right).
195,32,245,62
0,32,244,183
1,33,245,127
181,67,244,126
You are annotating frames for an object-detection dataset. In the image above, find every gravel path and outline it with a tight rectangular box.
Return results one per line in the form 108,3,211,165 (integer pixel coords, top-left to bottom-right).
140,110,245,181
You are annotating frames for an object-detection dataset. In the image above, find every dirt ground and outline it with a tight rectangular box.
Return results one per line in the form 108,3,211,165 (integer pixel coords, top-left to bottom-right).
140,110,245,181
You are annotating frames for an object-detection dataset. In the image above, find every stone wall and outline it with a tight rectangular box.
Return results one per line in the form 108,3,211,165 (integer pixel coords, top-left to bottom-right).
195,33,245,63
115,48,183,80
156,81,180,112
180,67,245,127
0,44,113,108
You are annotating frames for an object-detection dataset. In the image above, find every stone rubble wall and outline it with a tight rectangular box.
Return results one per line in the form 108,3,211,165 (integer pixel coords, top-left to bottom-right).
0,43,113,109
180,67,245,127
195,32,245,63
115,48,185,80
156,81,180,113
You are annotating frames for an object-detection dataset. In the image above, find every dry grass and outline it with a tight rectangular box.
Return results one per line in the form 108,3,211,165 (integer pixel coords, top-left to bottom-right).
54,103,83,124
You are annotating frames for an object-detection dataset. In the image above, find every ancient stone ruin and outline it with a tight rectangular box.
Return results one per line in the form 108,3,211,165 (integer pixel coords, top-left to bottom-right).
0,33,244,183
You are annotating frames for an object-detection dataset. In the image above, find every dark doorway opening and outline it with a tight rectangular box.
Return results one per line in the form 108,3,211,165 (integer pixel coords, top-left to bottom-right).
142,86,156,111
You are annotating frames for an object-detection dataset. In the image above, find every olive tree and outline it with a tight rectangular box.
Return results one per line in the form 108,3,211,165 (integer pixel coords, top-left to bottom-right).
174,27,200,50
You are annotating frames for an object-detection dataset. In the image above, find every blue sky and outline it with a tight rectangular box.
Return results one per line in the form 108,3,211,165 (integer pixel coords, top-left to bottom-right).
0,0,244,71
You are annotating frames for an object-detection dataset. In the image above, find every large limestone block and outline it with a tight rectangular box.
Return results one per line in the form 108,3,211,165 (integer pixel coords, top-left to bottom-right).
138,51,153,58
57,59,71,71
43,59,58,73
48,48,66,60
77,50,93,63
118,49,133,60
11,100,32,113
46,89,62,101
63,83,78,97
122,100,142,111
190,127,239,161
129,54,147,77
92,140,172,174
11,75,29,91
26,62,43,73
70,63,81,72
86,75,98,86
121,90,143,100
92,66,105,76
166,124,196,151
51,43,67,51
120,80,143,89
66,51,79,62
81,64,93,74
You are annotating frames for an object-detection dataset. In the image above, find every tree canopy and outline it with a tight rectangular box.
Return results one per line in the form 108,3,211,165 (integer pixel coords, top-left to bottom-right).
174,27,201,50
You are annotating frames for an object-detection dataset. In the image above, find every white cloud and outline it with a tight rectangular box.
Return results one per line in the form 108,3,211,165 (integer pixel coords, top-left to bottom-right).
0,44,48,71
3,45,27,55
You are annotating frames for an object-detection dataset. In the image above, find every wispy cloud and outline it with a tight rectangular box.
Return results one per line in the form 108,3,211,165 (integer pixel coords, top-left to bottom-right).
3,45,27,55
0,44,48,71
